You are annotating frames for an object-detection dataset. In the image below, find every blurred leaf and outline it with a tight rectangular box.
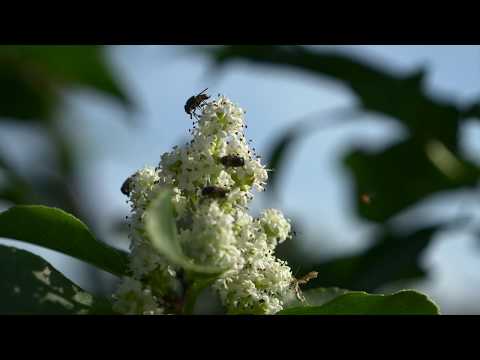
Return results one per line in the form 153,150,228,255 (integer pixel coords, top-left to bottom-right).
0,59,56,121
0,244,115,314
345,138,480,222
460,101,480,120
25,175,77,214
0,205,129,277
145,188,226,274
0,153,36,204
46,123,76,177
265,129,299,196
208,45,462,149
305,225,439,292
278,290,439,315
0,45,130,122
2,45,130,105
0,182,30,204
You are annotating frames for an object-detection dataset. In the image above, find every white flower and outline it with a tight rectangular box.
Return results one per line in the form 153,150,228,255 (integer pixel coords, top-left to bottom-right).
113,278,164,315
129,241,163,279
259,209,292,247
114,95,297,315
214,243,294,314
128,166,159,210
179,201,242,270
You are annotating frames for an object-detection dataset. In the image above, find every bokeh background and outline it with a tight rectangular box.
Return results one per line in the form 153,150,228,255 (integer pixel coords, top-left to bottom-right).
1,45,480,314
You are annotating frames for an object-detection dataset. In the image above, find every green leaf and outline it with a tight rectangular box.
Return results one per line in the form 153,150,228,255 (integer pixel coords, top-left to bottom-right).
0,244,115,314
0,182,30,204
344,138,480,222
0,205,129,277
305,225,439,292
145,188,226,274
0,45,130,122
278,290,440,315
460,101,480,120
1,45,130,104
0,152,39,205
0,59,56,121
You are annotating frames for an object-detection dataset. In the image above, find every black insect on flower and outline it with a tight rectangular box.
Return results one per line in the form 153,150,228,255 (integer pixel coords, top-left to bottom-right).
220,155,245,167
184,88,210,119
201,186,229,199
121,173,137,196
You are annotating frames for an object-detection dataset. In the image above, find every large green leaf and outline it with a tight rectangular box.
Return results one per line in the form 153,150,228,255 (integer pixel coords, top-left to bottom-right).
145,188,226,274
344,138,480,222
0,244,115,314
0,45,130,122
278,290,440,315
0,205,129,277
304,225,439,292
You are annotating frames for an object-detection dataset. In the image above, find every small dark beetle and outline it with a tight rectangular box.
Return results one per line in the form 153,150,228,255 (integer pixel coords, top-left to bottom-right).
201,186,229,199
121,173,137,196
220,155,245,167
184,88,210,119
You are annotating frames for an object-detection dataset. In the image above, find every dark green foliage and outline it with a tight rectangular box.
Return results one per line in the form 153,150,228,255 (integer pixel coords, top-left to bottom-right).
0,45,130,123
305,226,439,292
345,138,480,222
0,245,115,314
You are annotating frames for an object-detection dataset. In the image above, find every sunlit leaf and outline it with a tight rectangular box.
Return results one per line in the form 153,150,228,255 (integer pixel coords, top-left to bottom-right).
278,290,440,315
0,205,129,276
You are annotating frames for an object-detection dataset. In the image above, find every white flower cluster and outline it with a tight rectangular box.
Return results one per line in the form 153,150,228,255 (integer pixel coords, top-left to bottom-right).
113,95,296,315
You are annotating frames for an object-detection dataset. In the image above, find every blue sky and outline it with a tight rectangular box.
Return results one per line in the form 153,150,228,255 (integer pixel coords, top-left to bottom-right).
2,45,480,313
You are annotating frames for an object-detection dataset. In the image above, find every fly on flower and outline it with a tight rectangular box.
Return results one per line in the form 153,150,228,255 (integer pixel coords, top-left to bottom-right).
114,95,295,315
201,186,229,199
220,155,245,167
121,173,137,196
184,88,210,119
